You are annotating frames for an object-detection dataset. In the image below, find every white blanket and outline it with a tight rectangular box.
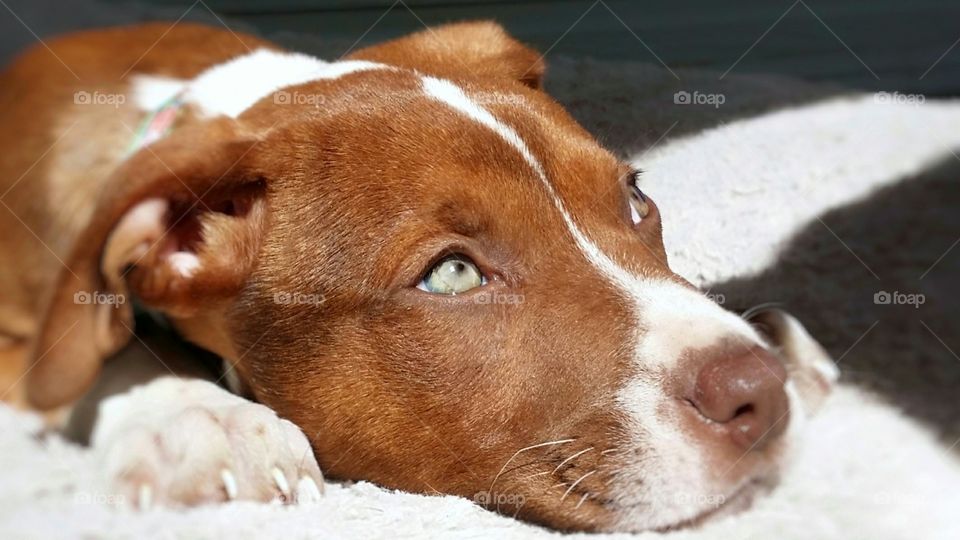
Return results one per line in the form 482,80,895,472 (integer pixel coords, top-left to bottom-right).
2,58,959,539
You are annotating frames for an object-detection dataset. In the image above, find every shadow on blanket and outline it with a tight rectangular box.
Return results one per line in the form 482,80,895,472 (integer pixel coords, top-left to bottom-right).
715,154,960,442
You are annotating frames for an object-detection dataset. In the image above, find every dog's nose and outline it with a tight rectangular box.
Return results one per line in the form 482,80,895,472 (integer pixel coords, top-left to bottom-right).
690,348,789,450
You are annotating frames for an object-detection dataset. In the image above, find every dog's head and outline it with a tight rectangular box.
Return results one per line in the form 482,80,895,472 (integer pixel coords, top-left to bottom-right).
31,22,837,531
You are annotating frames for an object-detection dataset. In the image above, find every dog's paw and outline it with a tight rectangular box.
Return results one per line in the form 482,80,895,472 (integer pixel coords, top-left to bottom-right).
751,309,839,416
91,377,323,509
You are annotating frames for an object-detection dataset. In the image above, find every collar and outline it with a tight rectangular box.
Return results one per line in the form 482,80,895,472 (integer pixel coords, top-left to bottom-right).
125,93,184,155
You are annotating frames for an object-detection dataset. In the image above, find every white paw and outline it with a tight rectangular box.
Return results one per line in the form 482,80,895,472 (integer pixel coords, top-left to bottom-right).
91,377,323,509
752,309,838,415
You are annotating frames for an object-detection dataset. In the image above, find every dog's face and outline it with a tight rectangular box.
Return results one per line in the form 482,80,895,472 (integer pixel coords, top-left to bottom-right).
32,23,836,532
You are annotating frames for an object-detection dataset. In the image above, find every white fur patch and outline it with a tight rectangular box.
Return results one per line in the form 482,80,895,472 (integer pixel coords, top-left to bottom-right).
131,49,386,118
130,75,186,110
167,252,201,278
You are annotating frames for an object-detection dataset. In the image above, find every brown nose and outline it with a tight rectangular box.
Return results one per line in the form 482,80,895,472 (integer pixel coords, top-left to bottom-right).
690,348,789,450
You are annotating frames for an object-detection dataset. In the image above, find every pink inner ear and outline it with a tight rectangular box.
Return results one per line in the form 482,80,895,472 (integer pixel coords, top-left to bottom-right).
101,198,169,286
100,198,203,293
101,188,261,291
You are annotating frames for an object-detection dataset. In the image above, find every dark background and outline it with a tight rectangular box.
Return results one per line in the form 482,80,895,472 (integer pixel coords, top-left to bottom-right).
2,0,959,95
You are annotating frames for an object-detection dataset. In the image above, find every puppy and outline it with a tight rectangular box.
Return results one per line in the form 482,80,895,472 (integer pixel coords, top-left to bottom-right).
0,21,837,531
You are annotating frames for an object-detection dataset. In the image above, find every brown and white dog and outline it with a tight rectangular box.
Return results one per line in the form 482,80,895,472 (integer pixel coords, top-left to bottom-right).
0,21,838,532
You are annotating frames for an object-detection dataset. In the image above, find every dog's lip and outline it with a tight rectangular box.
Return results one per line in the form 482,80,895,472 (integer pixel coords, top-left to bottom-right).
652,479,764,533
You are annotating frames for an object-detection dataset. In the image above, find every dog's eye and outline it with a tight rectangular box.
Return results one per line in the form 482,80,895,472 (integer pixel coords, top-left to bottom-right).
417,255,487,294
625,170,650,225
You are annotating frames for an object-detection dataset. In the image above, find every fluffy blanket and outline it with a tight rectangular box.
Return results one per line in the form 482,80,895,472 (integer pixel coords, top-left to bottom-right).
2,46,960,540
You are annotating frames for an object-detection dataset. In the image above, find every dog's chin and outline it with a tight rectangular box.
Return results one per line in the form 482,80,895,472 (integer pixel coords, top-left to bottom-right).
651,477,773,533
605,474,777,534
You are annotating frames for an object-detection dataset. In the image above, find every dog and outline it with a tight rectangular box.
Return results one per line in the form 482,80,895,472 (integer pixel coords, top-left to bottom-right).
0,21,838,531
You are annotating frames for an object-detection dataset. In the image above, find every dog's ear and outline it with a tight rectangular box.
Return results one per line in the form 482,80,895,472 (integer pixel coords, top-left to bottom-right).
26,118,268,409
348,21,545,89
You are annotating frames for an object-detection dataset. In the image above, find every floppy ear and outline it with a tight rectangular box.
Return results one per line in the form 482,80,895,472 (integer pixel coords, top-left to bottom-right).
26,118,268,409
348,21,545,89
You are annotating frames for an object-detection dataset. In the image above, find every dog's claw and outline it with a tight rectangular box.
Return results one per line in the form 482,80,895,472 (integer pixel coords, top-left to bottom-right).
95,378,325,509
271,467,291,500
137,484,153,511
221,469,238,500
295,476,323,504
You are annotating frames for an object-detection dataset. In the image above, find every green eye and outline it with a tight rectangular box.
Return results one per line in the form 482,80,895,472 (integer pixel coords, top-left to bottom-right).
417,255,486,295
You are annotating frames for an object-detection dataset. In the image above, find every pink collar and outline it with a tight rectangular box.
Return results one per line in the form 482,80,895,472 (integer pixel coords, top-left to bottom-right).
126,94,183,155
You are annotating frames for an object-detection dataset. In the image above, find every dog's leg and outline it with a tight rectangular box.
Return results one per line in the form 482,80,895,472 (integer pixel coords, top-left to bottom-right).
0,336,28,407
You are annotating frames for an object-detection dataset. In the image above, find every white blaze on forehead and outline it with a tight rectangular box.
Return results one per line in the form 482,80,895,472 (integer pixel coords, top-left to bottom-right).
421,77,638,292
132,48,386,118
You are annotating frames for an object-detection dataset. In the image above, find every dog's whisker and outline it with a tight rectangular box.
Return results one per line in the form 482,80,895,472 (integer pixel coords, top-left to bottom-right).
575,492,592,509
489,438,575,493
521,470,551,481
561,470,597,502
552,446,594,473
